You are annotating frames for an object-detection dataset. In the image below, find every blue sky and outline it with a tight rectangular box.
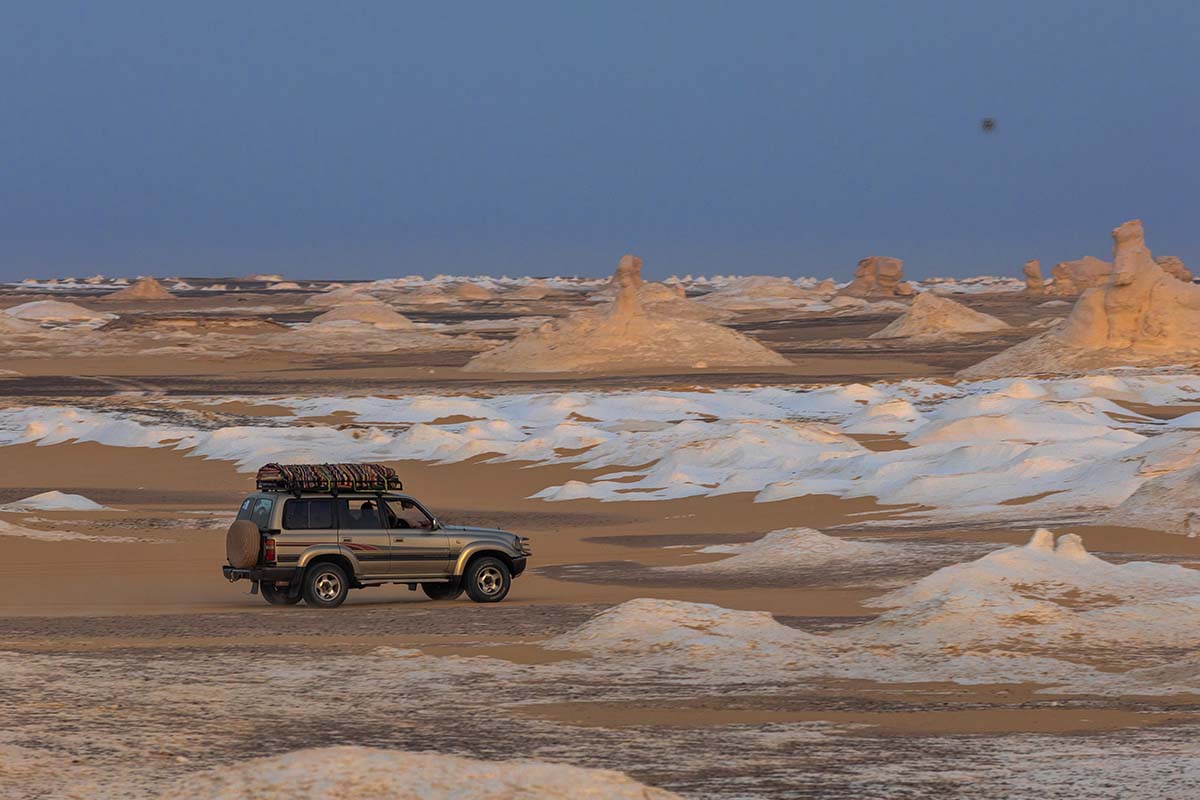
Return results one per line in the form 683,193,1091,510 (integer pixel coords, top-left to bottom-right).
2,1,1197,280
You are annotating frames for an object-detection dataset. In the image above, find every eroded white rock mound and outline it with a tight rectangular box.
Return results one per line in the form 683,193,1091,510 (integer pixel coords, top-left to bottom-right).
164,746,681,800
664,528,901,574
309,301,415,330
869,292,1010,339
464,257,790,373
2,491,107,511
453,282,497,301
4,300,113,322
962,220,1200,377
304,286,378,307
101,276,175,301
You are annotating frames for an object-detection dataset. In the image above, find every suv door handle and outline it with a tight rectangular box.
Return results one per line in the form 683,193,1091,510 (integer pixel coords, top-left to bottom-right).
343,537,352,542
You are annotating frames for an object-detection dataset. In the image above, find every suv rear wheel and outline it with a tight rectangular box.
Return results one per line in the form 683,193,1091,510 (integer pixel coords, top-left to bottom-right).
422,581,464,601
261,582,301,605
303,563,349,609
465,557,511,603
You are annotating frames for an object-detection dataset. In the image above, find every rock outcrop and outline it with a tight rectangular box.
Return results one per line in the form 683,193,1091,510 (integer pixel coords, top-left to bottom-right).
305,287,378,307
609,254,645,289
1155,256,1193,283
870,292,1011,339
453,283,497,301
961,220,1200,377
843,256,912,297
463,257,790,373
100,276,175,301
1050,256,1112,295
309,301,416,330
1023,259,1044,294
4,300,113,322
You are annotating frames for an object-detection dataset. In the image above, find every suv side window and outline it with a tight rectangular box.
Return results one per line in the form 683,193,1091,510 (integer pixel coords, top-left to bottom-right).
236,498,255,521
250,498,275,529
383,499,434,531
238,497,275,529
337,498,384,530
283,499,334,530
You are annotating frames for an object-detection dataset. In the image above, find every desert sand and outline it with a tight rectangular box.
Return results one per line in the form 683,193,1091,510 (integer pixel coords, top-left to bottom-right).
2,251,1200,799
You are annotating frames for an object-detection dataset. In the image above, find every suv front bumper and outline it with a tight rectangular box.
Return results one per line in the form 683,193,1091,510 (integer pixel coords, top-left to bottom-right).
223,566,299,583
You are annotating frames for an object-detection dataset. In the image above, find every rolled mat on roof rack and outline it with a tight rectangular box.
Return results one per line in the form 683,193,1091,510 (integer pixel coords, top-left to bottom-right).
256,463,402,493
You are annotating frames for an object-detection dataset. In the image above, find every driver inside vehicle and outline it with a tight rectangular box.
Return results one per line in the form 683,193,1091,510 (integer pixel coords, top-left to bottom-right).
384,499,433,530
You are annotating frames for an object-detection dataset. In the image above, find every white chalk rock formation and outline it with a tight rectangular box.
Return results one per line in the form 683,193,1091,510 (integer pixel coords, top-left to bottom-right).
1023,259,1044,294
453,282,497,301
609,254,645,289
1051,256,1112,295
3,491,108,511
4,300,113,322
869,292,1011,339
304,286,378,307
399,286,454,305
100,276,175,301
843,256,909,297
697,276,822,312
1103,463,1200,536
962,220,1200,377
309,301,416,330
0,314,40,334
165,746,682,799
463,257,790,373
1155,255,1193,283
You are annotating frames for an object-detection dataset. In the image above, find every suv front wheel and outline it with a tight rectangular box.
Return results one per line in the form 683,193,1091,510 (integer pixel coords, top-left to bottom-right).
303,563,349,609
465,557,511,603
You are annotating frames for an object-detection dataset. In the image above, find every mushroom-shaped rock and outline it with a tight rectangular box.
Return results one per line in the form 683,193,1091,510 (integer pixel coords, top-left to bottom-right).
1023,259,1044,294
843,256,905,297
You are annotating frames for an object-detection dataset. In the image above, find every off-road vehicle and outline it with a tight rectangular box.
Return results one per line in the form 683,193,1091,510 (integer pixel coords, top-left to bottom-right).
222,463,530,608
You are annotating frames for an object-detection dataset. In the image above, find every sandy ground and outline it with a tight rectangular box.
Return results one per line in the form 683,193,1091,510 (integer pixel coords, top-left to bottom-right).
2,283,1199,798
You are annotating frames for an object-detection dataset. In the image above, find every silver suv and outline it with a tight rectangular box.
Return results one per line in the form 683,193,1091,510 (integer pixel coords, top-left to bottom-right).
223,491,531,608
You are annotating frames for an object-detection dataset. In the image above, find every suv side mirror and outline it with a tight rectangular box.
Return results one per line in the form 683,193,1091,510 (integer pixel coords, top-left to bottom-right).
431,517,442,530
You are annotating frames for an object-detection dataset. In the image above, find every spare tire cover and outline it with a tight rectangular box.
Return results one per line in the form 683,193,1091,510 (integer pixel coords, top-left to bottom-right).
226,520,261,569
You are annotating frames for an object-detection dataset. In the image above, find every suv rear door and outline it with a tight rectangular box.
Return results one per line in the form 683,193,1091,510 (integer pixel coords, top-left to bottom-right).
278,497,336,568
335,498,390,578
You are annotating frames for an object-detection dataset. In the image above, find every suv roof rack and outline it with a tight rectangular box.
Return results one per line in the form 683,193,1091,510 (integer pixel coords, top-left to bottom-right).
255,463,402,494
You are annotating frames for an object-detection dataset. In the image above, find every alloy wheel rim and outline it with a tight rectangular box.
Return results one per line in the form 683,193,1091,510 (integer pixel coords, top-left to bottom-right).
315,573,341,601
477,566,503,595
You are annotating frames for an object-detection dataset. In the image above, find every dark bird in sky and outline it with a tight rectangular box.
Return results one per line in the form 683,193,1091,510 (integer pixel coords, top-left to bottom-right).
981,117,996,133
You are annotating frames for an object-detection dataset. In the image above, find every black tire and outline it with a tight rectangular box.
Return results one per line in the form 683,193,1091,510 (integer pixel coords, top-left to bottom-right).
464,557,511,603
302,563,349,609
422,581,464,601
261,582,301,606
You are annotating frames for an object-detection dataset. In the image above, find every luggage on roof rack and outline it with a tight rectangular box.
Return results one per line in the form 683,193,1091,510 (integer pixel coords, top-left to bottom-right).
255,463,402,494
